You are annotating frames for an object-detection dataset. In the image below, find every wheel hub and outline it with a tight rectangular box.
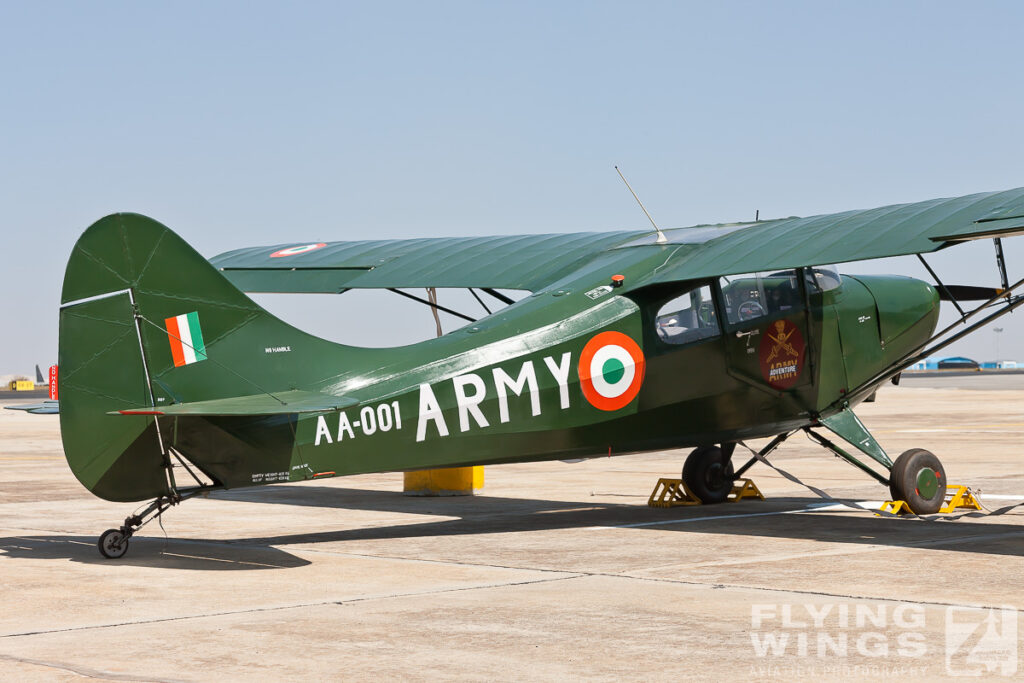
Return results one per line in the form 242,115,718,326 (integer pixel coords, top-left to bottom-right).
915,467,939,499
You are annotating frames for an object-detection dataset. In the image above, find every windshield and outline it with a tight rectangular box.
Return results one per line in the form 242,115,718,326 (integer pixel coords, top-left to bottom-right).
805,265,842,293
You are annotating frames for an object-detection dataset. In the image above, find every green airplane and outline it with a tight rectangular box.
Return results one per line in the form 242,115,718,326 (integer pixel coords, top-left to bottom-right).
57,188,1024,558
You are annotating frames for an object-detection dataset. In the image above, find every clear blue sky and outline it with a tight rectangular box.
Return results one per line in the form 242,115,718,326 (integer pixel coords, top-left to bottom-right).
3,1,1023,375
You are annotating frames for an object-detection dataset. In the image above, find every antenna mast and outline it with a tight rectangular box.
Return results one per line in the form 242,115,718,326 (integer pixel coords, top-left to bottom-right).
615,166,667,244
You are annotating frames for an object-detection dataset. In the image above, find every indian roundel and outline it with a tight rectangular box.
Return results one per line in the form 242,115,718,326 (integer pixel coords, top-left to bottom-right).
578,331,646,411
270,243,328,258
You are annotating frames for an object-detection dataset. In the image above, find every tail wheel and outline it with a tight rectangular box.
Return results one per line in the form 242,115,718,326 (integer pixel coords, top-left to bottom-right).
98,528,129,559
682,446,735,504
889,449,946,514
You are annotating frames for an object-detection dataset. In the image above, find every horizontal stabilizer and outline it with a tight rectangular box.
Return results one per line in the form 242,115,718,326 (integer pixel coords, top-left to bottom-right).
111,390,356,416
5,400,59,415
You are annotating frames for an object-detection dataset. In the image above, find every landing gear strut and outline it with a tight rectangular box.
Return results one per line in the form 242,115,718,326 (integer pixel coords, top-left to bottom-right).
744,424,951,516
682,444,736,504
97,494,184,559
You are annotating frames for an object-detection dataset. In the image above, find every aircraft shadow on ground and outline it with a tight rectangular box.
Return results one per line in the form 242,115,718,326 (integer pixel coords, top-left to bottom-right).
4,487,1021,569
208,485,1024,561
0,534,310,570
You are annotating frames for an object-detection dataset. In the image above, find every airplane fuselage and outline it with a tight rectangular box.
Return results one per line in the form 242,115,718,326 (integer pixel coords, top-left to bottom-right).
171,266,940,491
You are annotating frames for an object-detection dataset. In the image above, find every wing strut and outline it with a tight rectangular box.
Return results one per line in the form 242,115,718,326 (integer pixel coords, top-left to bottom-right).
386,288,476,323
481,288,515,306
916,254,966,317
995,237,1010,291
469,288,492,315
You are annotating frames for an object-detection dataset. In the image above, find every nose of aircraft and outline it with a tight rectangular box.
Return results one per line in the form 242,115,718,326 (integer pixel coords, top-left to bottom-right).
849,274,940,358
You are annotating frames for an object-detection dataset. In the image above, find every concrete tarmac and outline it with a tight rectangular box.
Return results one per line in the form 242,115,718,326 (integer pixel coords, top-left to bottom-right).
1,383,1023,681
900,371,1024,390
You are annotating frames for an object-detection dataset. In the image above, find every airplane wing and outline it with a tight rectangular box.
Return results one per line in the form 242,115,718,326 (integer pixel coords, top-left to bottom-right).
210,187,1024,292
628,186,1024,285
112,390,357,416
211,231,642,293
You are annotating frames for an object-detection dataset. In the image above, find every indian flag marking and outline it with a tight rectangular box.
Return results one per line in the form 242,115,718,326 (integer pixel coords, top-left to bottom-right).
578,331,645,411
165,311,207,367
270,243,327,258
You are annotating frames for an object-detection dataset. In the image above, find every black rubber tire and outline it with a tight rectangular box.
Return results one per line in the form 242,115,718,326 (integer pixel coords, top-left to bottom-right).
98,528,129,559
889,449,946,514
682,446,735,504
888,451,911,502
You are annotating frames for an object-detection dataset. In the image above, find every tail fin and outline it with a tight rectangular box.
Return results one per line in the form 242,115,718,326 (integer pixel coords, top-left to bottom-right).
59,214,344,501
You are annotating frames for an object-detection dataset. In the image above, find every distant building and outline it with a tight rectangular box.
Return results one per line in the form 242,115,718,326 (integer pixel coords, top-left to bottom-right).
938,356,979,370
908,357,1018,371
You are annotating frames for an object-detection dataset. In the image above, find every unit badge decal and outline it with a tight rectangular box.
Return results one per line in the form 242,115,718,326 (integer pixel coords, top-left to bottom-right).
759,319,805,389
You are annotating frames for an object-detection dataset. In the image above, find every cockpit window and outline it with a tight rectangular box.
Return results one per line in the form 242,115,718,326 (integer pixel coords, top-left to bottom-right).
805,265,842,293
719,270,801,325
655,284,720,345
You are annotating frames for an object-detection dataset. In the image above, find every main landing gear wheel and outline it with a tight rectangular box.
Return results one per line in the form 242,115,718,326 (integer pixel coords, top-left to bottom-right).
98,528,129,559
682,445,735,504
889,448,946,514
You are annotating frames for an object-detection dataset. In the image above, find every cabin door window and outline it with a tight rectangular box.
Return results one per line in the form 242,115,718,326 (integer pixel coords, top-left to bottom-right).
718,270,812,393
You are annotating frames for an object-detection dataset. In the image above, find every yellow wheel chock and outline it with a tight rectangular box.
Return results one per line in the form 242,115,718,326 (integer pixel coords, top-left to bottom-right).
939,485,983,513
647,477,765,508
648,479,701,508
731,478,765,502
877,485,982,516
877,499,913,515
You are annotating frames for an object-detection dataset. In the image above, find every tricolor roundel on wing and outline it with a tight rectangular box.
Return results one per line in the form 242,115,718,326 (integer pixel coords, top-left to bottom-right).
578,331,646,411
270,243,327,258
